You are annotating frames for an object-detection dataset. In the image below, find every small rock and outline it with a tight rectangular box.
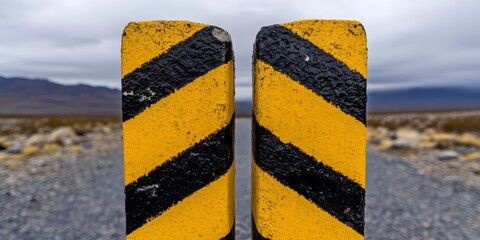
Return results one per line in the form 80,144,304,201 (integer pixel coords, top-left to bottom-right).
47,127,77,146
368,127,389,137
438,150,459,160
368,138,382,145
396,128,421,141
101,127,111,134
423,128,436,135
25,134,47,147
42,143,61,153
421,220,431,229
22,146,41,156
6,143,22,154
391,139,413,150
378,139,393,149
368,127,393,145
377,127,390,134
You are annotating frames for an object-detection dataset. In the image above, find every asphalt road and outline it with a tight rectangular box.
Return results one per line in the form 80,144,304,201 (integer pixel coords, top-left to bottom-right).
1,118,479,239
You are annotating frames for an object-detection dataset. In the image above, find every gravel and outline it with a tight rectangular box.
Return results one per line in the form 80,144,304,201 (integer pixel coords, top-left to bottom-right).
365,152,480,239
0,134,125,240
1,118,479,239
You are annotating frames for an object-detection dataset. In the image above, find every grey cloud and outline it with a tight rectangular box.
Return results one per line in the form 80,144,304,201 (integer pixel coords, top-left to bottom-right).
0,0,479,90
364,0,480,89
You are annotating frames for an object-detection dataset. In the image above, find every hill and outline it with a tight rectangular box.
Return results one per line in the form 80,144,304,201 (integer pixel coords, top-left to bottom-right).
236,87,480,116
368,87,480,113
1,76,479,116
0,76,121,115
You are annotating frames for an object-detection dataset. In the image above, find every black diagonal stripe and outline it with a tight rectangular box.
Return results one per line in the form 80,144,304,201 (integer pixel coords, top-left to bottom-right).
220,224,235,240
252,216,270,240
122,26,234,122
253,118,365,235
254,25,366,124
125,117,234,234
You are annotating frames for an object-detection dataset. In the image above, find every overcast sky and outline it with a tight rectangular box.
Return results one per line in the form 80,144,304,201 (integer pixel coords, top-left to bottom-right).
0,0,479,99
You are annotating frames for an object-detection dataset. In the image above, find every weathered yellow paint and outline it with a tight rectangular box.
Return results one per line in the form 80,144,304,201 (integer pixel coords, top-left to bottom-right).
281,20,367,78
252,161,363,240
123,61,234,185
121,21,207,78
127,164,235,240
254,60,366,187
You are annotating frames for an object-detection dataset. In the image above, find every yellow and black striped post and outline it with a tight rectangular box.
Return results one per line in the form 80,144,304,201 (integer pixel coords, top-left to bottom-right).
121,21,235,239
252,20,367,239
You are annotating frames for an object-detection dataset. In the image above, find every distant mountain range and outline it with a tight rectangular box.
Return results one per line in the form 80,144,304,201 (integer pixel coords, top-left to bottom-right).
236,87,480,116
367,87,480,113
1,76,479,116
0,76,121,115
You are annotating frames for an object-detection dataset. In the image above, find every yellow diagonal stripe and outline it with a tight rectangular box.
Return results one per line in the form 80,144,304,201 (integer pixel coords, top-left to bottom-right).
127,164,235,239
123,61,234,185
252,161,363,240
281,20,367,78
121,21,207,78
254,60,366,187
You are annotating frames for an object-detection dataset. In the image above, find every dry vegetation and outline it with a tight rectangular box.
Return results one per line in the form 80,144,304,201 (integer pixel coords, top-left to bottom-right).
367,111,480,187
367,110,480,161
0,115,121,159
0,115,121,136
367,111,480,133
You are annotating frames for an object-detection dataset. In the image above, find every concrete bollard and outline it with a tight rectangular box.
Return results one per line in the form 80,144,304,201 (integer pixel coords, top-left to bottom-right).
121,21,235,240
252,20,367,239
